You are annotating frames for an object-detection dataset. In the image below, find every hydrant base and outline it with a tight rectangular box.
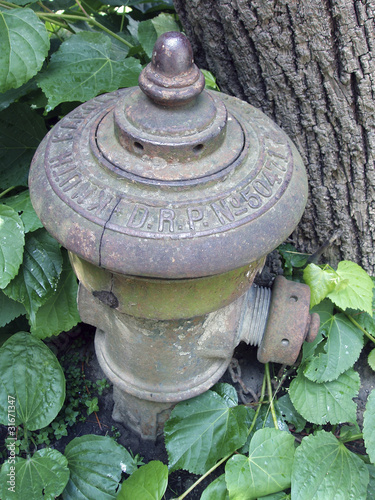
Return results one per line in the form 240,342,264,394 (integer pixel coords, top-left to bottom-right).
111,386,174,441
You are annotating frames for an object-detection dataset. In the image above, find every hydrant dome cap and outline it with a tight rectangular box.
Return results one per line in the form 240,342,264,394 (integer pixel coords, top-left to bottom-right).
29,32,308,279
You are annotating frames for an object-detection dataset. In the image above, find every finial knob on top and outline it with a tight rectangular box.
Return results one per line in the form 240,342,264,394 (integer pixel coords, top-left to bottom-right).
139,31,205,106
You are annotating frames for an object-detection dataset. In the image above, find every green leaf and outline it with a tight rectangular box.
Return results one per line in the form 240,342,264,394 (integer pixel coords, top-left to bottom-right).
356,311,375,339
367,464,375,498
212,382,238,407
240,402,288,455
138,13,180,59
291,430,369,499
63,435,137,500
289,368,360,425
0,332,65,429
202,69,220,91
4,229,63,323
225,428,295,500
327,261,373,315
0,8,49,93
368,349,375,371
201,475,229,500
3,190,43,233
0,290,26,328
117,461,168,500
0,79,38,112
301,300,333,362
278,243,309,274
363,389,375,464
12,0,39,4
0,448,69,500
30,252,80,339
254,402,289,433
277,394,306,433
137,20,157,58
152,12,180,36
259,494,290,500
37,32,142,110
0,205,25,289
303,313,363,382
85,396,99,415
0,315,29,346
338,423,361,442
303,263,336,307
0,103,48,189
164,386,249,474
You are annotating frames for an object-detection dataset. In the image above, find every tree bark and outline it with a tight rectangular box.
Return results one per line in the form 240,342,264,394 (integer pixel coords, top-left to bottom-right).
174,0,375,272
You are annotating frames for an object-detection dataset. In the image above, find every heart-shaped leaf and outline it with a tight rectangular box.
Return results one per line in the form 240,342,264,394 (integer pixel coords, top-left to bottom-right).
327,261,373,315
291,430,368,499
117,461,168,500
0,8,49,93
0,332,65,429
225,428,295,500
165,385,249,474
289,368,360,425
63,435,137,500
0,448,69,500
37,32,141,110
303,313,363,382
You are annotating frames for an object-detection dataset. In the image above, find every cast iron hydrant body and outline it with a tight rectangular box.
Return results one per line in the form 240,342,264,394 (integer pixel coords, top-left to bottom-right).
29,32,318,439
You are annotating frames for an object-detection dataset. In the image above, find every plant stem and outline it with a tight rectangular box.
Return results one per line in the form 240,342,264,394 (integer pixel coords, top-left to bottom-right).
347,314,375,344
176,453,232,500
23,425,31,458
37,0,54,13
340,433,363,444
0,0,20,8
120,11,125,32
248,370,267,436
265,363,278,429
0,186,16,199
38,12,134,48
75,0,89,17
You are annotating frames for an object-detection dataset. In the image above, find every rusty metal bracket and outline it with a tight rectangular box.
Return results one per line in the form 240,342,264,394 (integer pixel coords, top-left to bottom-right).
239,276,320,365
257,276,320,364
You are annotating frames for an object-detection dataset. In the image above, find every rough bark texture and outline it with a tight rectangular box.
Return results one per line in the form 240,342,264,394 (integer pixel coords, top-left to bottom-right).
173,0,375,272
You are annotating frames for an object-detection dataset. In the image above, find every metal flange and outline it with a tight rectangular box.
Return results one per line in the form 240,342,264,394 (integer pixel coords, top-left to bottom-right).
239,276,320,365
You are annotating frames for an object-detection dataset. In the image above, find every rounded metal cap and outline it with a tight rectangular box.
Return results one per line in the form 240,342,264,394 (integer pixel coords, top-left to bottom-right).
29,32,308,279
139,31,205,106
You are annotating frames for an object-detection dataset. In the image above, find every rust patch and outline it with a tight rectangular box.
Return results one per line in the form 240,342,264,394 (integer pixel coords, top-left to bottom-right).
92,290,119,309
257,276,320,365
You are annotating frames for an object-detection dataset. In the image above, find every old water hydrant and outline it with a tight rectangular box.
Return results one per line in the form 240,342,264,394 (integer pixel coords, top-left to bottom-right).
29,32,319,440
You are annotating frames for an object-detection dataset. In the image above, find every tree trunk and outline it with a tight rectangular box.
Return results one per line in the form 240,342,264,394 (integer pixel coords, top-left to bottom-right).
174,0,375,272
